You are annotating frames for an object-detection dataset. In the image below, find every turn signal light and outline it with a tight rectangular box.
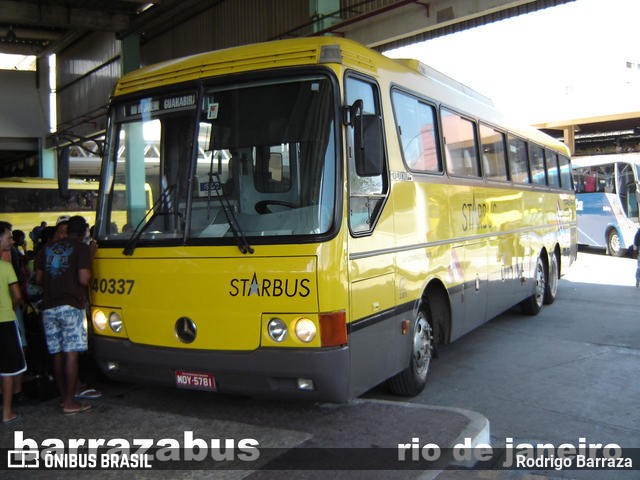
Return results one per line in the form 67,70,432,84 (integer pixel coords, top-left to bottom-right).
319,310,347,347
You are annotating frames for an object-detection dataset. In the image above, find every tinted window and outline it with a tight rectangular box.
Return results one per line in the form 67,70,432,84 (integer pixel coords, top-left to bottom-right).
479,124,507,181
508,137,530,183
529,144,546,185
442,108,479,177
546,150,560,187
558,155,573,190
392,90,440,172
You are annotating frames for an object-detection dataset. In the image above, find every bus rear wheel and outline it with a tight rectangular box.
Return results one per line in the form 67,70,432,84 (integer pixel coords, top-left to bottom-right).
387,309,433,396
543,251,559,305
607,229,624,257
521,255,545,315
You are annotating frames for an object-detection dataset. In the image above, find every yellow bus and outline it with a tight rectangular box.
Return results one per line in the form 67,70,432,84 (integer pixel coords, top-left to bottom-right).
0,177,101,248
0,177,151,250
90,37,576,402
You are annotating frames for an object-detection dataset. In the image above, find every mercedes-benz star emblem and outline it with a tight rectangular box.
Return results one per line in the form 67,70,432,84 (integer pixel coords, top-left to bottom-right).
175,317,197,343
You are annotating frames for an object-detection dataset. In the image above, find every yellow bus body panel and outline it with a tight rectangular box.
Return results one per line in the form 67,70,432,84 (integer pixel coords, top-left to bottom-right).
91,241,352,350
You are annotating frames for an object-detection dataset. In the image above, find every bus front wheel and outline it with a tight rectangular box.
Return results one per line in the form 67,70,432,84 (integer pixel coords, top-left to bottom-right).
607,229,624,257
387,309,433,396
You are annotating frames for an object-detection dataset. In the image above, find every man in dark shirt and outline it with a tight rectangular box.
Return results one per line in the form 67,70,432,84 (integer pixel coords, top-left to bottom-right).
36,215,92,414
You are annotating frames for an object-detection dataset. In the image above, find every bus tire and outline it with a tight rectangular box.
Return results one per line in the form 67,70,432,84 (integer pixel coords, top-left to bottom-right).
543,251,559,305
521,255,545,316
607,229,624,257
387,308,434,396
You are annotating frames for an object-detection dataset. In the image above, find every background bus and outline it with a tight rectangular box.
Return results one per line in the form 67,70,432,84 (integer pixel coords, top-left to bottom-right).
0,177,151,250
89,37,576,402
572,153,639,256
0,177,100,249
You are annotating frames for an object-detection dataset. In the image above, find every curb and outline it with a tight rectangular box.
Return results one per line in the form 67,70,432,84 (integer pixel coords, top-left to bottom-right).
353,399,490,479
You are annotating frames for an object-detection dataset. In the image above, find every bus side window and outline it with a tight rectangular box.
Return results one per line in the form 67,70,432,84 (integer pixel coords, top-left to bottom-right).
558,155,573,191
479,123,508,181
441,108,480,177
391,89,441,173
545,150,560,188
528,143,546,185
507,136,530,184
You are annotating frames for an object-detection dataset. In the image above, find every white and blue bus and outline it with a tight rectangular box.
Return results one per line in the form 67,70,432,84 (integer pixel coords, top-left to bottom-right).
572,153,639,256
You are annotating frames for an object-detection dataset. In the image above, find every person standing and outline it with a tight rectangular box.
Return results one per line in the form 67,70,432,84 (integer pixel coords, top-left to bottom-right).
35,215,92,415
0,221,26,424
2,228,28,404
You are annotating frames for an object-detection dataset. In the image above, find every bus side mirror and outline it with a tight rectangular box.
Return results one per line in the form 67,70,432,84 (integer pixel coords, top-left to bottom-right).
350,100,384,177
57,146,70,200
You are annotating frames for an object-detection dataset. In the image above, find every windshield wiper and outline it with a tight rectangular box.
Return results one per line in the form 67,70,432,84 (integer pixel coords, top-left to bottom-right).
210,172,254,254
122,184,175,256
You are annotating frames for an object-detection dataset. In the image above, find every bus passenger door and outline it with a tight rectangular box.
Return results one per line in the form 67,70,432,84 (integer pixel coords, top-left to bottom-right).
344,74,404,397
617,162,638,219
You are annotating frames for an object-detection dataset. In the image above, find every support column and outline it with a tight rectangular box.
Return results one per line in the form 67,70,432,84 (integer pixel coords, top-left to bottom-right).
121,33,141,75
563,126,575,156
39,142,56,179
120,33,146,228
310,0,341,32
39,56,56,179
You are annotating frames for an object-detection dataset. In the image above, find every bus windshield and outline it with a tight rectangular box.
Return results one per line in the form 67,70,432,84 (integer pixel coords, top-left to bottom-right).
96,75,337,246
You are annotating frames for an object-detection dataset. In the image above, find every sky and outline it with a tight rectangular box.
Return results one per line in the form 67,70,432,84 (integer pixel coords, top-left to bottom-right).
384,0,640,125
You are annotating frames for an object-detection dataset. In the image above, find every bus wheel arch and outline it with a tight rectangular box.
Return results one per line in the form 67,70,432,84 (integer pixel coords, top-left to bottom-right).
543,246,560,305
423,281,451,348
387,281,451,397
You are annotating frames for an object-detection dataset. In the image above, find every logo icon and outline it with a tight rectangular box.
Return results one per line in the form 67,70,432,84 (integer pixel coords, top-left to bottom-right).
175,317,197,343
7,450,39,468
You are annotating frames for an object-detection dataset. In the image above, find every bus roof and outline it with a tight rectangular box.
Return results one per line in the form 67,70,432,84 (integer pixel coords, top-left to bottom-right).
0,177,98,189
114,36,569,156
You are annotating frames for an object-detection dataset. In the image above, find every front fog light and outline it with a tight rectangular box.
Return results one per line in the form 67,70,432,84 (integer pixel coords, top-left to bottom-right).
295,318,316,343
93,310,107,331
267,318,288,342
109,312,123,333
297,378,315,391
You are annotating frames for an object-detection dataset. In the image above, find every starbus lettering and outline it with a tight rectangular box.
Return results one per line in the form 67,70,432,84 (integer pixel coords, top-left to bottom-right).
461,201,494,232
229,273,311,297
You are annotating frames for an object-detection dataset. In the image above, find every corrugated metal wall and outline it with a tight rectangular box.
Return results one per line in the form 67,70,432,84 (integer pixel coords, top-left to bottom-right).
57,0,313,139
56,31,121,139
141,0,309,65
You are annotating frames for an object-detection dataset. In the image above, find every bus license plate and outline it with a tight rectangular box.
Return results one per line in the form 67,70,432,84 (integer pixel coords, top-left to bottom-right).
175,370,216,391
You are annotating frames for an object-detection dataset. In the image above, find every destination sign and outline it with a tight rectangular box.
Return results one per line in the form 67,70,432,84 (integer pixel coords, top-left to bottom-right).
117,92,197,121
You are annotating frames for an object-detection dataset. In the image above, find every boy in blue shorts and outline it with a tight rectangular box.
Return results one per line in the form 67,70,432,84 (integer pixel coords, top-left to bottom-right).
36,215,92,415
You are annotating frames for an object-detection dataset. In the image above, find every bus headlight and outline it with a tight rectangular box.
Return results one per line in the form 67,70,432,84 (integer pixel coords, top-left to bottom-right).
93,310,107,331
294,318,316,343
267,318,288,342
109,312,123,333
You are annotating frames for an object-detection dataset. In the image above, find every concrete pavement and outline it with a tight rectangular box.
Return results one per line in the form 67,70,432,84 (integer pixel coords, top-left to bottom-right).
1,379,490,479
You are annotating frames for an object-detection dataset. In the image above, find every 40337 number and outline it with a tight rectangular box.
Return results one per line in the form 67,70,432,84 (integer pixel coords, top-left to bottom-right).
91,278,135,295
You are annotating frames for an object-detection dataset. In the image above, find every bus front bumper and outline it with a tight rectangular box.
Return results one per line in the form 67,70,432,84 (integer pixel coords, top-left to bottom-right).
93,336,351,402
